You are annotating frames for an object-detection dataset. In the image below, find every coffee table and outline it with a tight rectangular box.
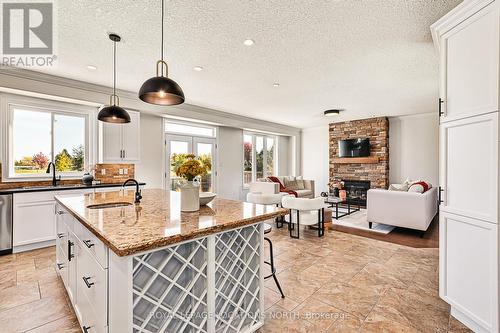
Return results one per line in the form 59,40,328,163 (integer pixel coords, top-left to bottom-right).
324,196,360,219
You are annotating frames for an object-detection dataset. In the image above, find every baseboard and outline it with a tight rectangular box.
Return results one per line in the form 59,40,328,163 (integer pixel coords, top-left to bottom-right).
13,240,55,253
451,306,491,333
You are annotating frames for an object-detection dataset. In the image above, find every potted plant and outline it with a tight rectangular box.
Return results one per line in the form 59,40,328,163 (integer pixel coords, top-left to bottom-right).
173,154,208,211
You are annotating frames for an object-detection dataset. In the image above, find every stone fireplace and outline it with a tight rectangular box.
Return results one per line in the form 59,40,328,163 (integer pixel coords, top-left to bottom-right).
329,117,389,190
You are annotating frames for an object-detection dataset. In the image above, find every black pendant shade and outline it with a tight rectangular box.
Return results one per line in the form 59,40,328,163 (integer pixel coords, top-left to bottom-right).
138,0,184,106
98,33,131,123
139,74,184,105
98,105,131,123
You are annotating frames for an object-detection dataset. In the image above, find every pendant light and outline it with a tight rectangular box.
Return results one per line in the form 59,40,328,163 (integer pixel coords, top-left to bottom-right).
138,0,185,105
98,34,131,123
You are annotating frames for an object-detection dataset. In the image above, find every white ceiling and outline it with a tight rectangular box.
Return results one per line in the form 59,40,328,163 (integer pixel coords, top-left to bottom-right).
34,0,461,128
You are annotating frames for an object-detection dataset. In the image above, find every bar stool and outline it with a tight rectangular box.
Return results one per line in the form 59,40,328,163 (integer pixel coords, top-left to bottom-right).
264,223,285,298
246,193,285,298
246,192,288,228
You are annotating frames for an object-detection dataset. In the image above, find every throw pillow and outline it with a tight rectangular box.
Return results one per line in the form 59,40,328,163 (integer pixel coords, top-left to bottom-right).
408,181,430,193
295,178,305,190
284,178,299,191
389,183,409,191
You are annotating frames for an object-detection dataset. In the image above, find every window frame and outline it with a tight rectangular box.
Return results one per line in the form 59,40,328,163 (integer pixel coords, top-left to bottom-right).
243,131,278,187
1,94,95,181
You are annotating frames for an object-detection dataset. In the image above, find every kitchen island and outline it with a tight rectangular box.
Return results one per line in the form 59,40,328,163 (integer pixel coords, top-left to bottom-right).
54,189,286,333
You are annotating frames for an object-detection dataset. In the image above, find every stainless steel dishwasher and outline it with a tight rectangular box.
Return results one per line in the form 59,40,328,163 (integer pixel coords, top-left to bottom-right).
0,194,13,255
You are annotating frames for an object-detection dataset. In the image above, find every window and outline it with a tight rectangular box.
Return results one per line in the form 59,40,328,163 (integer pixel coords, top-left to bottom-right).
8,103,88,178
165,122,216,137
243,133,277,186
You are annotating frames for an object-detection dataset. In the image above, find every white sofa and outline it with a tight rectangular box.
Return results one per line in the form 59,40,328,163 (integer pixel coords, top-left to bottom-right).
367,187,438,231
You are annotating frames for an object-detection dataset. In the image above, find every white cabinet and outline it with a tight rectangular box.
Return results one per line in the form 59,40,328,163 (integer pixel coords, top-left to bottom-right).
438,0,499,123
432,1,500,332
439,113,498,223
439,212,498,333
13,195,55,248
13,187,109,253
101,110,140,162
56,205,108,333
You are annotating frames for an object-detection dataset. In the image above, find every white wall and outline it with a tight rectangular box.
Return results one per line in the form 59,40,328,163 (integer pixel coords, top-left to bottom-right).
134,114,164,189
301,125,329,196
389,113,439,185
217,127,244,200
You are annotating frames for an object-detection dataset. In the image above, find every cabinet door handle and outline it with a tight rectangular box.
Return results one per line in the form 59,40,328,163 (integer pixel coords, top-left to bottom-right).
82,325,91,333
438,98,444,117
83,239,94,248
82,276,94,288
68,240,74,262
123,150,126,159
57,233,64,239
56,263,64,270
56,210,65,215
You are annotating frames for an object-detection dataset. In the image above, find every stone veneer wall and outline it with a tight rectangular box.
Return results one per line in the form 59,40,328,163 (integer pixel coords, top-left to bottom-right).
329,117,389,189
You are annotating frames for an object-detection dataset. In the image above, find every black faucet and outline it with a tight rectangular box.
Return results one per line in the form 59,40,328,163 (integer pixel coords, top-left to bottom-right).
46,162,60,187
122,179,142,204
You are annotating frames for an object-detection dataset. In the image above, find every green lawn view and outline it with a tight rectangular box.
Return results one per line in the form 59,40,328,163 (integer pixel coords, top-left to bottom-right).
14,145,84,174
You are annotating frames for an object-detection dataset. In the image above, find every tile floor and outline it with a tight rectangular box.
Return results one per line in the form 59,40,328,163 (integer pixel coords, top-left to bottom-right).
0,226,472,332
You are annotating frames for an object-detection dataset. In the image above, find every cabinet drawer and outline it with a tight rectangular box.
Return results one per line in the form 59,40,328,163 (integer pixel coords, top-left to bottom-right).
77,247,107,325
77,285,107,333
74,221,108,268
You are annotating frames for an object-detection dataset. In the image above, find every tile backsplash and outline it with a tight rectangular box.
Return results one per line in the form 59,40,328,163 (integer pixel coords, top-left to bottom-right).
94,164,135,184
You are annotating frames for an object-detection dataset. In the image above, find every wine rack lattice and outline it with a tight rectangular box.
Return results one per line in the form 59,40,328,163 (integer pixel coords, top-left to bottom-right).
132,239,208,333
214,224,261,333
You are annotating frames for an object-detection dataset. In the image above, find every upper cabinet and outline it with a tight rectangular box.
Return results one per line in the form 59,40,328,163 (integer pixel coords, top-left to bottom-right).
100,110,140,163
436,0,499,123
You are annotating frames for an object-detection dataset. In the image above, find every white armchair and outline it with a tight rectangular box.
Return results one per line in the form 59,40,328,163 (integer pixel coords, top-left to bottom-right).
281,196,325,239
367,187,438,231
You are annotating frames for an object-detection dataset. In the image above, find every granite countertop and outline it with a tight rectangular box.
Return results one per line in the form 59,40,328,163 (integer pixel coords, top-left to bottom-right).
0,182,146,194
54,189,287,257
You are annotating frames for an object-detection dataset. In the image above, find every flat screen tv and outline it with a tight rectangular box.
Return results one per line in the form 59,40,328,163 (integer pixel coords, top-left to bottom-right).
338,138,370,157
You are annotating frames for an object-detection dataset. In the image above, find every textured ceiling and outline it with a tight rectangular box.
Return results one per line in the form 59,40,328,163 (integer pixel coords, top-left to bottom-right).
33,0,461,128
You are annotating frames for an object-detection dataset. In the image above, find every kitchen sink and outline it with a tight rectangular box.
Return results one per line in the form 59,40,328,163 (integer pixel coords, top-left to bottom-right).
86,202,133,209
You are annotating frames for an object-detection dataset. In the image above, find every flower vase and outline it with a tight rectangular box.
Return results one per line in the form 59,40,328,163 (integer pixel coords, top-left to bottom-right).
180,180,200,212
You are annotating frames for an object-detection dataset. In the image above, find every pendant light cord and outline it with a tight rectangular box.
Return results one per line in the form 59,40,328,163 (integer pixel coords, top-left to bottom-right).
161,0,164,76
113,39,117,104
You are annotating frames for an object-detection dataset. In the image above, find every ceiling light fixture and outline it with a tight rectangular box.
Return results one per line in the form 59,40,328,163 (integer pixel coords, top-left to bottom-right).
97,34,131,124
273,83,280,87
193,66,204,71
86,65,97,70
243,39,255,46
138,0,185,105
324,109,343,117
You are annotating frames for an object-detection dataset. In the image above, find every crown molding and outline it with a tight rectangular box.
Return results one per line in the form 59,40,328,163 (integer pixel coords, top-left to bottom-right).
0,67,301,136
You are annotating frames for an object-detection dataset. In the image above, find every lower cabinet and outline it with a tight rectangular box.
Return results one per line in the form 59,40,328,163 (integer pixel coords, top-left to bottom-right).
55,205,109,333
439,211,499,333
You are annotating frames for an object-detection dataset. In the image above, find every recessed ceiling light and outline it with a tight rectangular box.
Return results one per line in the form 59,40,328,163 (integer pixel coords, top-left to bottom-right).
193,66,204,71
273,83,280,87
86,65,97,70
243,39,255,46
324,109,344,117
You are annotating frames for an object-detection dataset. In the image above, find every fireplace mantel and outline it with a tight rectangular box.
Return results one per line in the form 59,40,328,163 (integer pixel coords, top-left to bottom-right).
331,156,379,164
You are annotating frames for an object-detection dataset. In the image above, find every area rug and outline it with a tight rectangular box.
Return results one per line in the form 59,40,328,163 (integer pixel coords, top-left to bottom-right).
330,209,395,234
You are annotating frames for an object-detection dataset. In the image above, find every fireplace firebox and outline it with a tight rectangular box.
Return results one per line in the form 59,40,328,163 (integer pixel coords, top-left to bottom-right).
342,179,371,206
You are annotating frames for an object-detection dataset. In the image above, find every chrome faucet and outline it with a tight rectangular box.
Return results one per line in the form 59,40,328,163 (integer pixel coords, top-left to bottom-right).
122,179,142,204
46,162,60,187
